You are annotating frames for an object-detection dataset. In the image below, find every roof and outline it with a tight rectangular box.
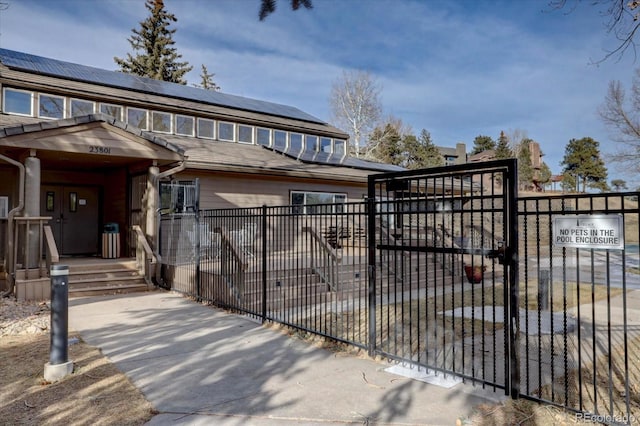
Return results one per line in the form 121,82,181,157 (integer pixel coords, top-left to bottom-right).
0,114,399,181
0,113,185,155
0,48,326,125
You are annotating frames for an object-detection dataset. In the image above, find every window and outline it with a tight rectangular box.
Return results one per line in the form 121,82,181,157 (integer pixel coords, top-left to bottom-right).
39,94,65,119
289,133,303,152
305,135,318,152
127,108,148,130
152,111,172,133
238,124,253,144
3,88,32,116
274,130,287,151
291,191,347,214
100,103,123,120
175,115,194,136
69,192,78,213
71,99,94,117
334,139,346,156
197,118,215,139
320,137,332,153
257,127,271,146
218,121,235,141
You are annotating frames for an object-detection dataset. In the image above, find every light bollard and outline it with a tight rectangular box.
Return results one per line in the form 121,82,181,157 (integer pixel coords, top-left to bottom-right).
43,264,74,382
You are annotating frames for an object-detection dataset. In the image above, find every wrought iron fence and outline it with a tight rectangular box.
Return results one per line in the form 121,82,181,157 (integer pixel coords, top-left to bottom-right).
157,180,640,424
518,192,640,423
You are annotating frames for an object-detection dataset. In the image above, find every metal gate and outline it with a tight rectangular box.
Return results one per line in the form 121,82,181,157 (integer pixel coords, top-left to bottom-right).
157,179,200,290
367,159,519,395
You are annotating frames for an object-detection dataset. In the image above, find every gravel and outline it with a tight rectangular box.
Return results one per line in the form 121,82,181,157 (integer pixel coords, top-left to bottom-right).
0,297,50,337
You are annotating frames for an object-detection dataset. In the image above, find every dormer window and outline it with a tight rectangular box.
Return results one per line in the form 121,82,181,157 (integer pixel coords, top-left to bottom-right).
175,115,194,136
127,107,148,130
238,124,253,144
197,118,214,139
3,88,32,116
152,111,172,133
257,127,271,146
39,94,65,119
71,99,94,117
218,121,235,141
100,103,123,120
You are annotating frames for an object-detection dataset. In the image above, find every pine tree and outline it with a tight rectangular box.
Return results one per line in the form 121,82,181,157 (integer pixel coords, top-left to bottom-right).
194,64,221,91
471,135,496,155
369,123,402,165
538,162,552,190
401,129,444,169
561,137,609,193
114,0,192,84
495,131,513,159
517,139,534,190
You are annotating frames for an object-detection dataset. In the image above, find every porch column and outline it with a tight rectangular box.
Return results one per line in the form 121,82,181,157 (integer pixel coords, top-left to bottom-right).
24,155,40,269
145,164,159,250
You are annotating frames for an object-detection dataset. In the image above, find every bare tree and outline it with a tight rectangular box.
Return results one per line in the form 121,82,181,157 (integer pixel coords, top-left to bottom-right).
550,0,640,63
599,68,640,172
329,70,382,158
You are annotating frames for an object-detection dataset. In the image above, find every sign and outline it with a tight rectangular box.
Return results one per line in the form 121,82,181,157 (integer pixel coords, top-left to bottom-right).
552,215,624,250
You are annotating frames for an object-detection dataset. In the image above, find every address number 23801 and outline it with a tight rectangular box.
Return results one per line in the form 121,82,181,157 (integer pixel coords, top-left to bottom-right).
89,146,112,154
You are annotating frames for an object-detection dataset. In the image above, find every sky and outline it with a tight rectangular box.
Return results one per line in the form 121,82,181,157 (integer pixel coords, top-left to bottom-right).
0,0,637,185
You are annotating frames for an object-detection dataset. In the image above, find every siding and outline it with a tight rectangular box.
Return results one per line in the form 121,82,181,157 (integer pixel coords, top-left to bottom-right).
175,171,368,210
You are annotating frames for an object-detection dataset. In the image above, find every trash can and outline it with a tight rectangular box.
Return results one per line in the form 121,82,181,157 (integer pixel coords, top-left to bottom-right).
102,222,120,258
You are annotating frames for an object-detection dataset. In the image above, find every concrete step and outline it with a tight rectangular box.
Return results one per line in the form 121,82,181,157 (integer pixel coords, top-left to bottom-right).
66,258,148,297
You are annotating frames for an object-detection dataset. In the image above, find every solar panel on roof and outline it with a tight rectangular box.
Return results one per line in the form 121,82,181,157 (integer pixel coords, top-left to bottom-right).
257,144,405,172
0,48,325,124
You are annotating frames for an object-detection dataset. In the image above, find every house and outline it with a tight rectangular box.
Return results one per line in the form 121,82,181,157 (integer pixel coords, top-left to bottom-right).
437,142,467,166
0,48,402,298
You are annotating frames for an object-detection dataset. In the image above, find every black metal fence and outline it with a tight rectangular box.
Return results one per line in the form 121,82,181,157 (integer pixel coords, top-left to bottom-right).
159,202,370,348
158,164,639,424
518,192,640,424
367,160,519,396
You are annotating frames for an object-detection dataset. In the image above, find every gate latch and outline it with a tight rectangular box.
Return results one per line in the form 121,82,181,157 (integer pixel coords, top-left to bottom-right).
486,241,507,265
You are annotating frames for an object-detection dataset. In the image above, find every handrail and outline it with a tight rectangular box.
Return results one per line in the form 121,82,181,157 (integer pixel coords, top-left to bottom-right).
214,226,247,300
214,226,248,269
12,216,52,283
132,225,155,286
301,226,341,262
302,226,341,291
43,225,60,275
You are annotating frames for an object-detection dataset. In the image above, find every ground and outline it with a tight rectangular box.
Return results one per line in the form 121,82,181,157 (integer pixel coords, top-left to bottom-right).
1,296,583,426
0,297,155,426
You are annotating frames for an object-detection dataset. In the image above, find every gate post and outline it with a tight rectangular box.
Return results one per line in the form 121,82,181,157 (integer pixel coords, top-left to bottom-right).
506,158,520,399
366,186,377,357
261,205,268,323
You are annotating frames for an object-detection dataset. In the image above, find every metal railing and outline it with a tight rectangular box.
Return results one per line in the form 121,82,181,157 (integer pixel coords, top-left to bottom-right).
157,185,640,424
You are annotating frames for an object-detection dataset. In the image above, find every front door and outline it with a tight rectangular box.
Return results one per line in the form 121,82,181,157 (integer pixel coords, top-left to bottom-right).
42,185,100,255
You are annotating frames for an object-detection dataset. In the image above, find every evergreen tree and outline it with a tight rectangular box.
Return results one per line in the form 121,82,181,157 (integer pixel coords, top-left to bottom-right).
114,0,192,84
561,137,609,193
194,64,221,91
495,131,513,159
369,123,402,165
401,129,444,169
517,139,534,190
471,135,495,154
538,162,552,190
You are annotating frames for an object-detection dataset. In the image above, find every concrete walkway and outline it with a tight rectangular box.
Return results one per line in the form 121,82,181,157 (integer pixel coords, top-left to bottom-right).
69,290,503,426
